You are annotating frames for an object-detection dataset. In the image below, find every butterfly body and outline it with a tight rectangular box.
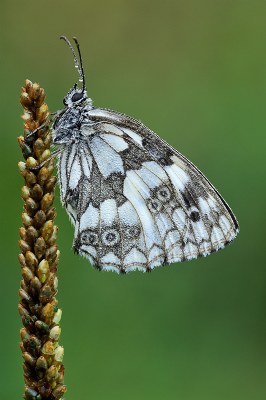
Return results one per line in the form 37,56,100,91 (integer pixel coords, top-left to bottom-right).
52,37,239,273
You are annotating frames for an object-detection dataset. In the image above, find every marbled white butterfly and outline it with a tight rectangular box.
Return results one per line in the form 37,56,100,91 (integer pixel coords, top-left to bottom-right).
52,36,239,273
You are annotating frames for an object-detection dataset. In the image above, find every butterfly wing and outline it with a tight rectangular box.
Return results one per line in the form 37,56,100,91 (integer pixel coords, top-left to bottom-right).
59,107,239,273
57,141,92,227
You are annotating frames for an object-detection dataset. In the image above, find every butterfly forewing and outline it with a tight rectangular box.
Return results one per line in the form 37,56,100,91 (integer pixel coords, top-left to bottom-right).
57,107,238,273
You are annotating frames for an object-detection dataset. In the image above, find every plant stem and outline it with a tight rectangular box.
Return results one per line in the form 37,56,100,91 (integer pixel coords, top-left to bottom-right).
18,80,66,400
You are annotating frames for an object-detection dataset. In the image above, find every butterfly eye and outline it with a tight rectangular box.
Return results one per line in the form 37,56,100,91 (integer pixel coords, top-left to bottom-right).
63,98,67,106
71,92,83,102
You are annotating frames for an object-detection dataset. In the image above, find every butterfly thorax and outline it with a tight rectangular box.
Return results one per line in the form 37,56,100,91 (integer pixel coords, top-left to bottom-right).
52,96,93,145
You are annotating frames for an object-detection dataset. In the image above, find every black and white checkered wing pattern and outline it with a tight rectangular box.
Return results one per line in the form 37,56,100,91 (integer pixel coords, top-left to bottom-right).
58,108,239,273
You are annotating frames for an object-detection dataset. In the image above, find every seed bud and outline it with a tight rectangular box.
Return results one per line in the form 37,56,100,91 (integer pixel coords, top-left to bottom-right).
54,346,64,362
39,149,51,164
26,157,38,169
52,309,62,324
42,220,54,241
22,212,33,227
34,236,46,259
38,259,49,283
25,251,38,270
41,193,54,212
42,340,55,355
21,186,31,200
50,325,61,341
18,161,26,175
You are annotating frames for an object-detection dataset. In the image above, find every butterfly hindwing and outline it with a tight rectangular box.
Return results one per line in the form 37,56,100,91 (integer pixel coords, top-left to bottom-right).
57,108,238,273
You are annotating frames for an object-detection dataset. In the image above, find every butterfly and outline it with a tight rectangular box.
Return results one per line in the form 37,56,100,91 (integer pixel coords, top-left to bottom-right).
51,36,239,274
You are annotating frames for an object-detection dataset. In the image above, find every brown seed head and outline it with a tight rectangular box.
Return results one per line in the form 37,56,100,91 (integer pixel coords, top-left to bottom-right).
18,81,66,398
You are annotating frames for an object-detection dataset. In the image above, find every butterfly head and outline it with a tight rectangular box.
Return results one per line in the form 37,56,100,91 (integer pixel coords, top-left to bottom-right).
63,83,90,108
60,36,92,108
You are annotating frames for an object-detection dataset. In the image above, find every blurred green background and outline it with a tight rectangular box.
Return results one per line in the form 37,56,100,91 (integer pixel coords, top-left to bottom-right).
1,1,266,399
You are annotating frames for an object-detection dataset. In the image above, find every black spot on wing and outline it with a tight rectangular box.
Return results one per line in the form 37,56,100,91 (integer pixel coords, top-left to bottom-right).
181,189,196,208
190,211,200,222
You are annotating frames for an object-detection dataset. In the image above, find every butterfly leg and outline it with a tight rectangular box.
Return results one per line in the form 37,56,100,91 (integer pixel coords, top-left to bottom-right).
24,121,51,144
25,148,63,171
24,108,62,145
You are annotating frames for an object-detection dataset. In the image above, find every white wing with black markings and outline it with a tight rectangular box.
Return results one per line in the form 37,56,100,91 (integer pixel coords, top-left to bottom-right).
57,107,239,273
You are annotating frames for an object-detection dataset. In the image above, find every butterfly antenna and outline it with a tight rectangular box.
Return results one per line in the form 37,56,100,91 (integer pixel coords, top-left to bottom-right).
60,35,84,88
73,37,86,93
